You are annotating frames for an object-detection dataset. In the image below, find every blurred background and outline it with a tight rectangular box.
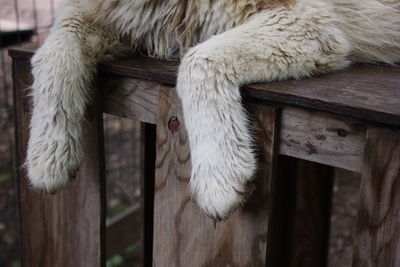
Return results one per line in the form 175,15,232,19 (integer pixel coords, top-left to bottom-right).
0,1,361,266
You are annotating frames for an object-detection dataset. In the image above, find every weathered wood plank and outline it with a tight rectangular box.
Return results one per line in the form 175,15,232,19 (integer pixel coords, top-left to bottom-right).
245,65,400,128
99,76,366,172
9,47,400,128
100,74,366,172
101,75,160,124
279,107,366,172
267,156,334,267
152,87,280,266
100,57,178,86
106,204,141,259
352,127,400,267
8,47,369,173
13,58,106,267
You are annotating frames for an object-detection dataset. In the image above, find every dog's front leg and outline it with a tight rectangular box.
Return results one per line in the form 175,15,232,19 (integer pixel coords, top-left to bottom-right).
27,2,118,193
177,4,352,220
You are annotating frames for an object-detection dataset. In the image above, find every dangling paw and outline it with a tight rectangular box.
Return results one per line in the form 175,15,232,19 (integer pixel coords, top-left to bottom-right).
26,131,83,194
189,146,256,220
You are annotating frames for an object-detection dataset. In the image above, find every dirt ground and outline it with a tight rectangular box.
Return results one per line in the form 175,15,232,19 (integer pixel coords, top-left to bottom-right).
0,1,361,266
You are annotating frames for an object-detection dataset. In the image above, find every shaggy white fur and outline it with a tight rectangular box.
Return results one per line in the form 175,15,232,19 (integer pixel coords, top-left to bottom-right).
27,0,400,219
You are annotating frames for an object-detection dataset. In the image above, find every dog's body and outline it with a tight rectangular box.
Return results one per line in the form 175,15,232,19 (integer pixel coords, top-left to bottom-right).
28,0,400,219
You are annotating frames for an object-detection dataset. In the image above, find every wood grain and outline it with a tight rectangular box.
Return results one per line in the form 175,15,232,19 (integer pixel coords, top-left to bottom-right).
8,48,375,173
13,58,106,267
152,87,280,267
352,127,400,267
100,56,178,86
11,47,400,267
10,47,400,127
279,107,366,172
101,75,367,172
101,75,160,124
245,65,400,127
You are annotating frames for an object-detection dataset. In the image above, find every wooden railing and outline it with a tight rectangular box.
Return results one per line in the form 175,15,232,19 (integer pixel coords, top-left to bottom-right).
10,47,400,267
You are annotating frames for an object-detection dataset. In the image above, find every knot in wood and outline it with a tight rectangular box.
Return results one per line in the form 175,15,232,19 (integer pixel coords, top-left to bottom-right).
337,128,348,137
168,116,180,133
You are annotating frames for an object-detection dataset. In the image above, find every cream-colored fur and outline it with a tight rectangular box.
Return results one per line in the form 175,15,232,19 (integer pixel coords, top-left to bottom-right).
28,0,400,219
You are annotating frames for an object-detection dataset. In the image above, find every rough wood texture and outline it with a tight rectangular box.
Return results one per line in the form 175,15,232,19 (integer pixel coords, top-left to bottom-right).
353,127,400,267
245,65,400,128
100,56,178,86
152,87,280,267
13,58,106,267
11,46,400,267
101,75,160,124
9,47,400,127
9,47,371,173
101,75,367,172
279,107,366,172
268,156,334,267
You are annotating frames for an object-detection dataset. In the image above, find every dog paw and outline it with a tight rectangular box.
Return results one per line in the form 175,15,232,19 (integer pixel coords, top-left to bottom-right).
26,132,83,194
189,147,256,220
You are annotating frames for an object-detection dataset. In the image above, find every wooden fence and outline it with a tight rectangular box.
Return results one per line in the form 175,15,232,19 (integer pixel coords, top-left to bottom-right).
10,46,400,267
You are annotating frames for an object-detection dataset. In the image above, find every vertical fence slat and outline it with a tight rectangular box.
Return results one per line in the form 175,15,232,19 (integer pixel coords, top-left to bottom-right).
12,55,106,267
352,127,400,267
152,86,280,266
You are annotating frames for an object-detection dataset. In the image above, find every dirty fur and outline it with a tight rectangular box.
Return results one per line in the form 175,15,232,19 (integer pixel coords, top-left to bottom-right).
28,0,400,219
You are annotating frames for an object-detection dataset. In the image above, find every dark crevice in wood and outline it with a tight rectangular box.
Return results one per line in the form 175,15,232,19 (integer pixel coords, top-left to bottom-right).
268,156,334,267
140,123,156,267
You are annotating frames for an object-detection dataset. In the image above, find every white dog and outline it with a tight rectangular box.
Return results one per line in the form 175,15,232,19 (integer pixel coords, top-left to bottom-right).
27,0,400,220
